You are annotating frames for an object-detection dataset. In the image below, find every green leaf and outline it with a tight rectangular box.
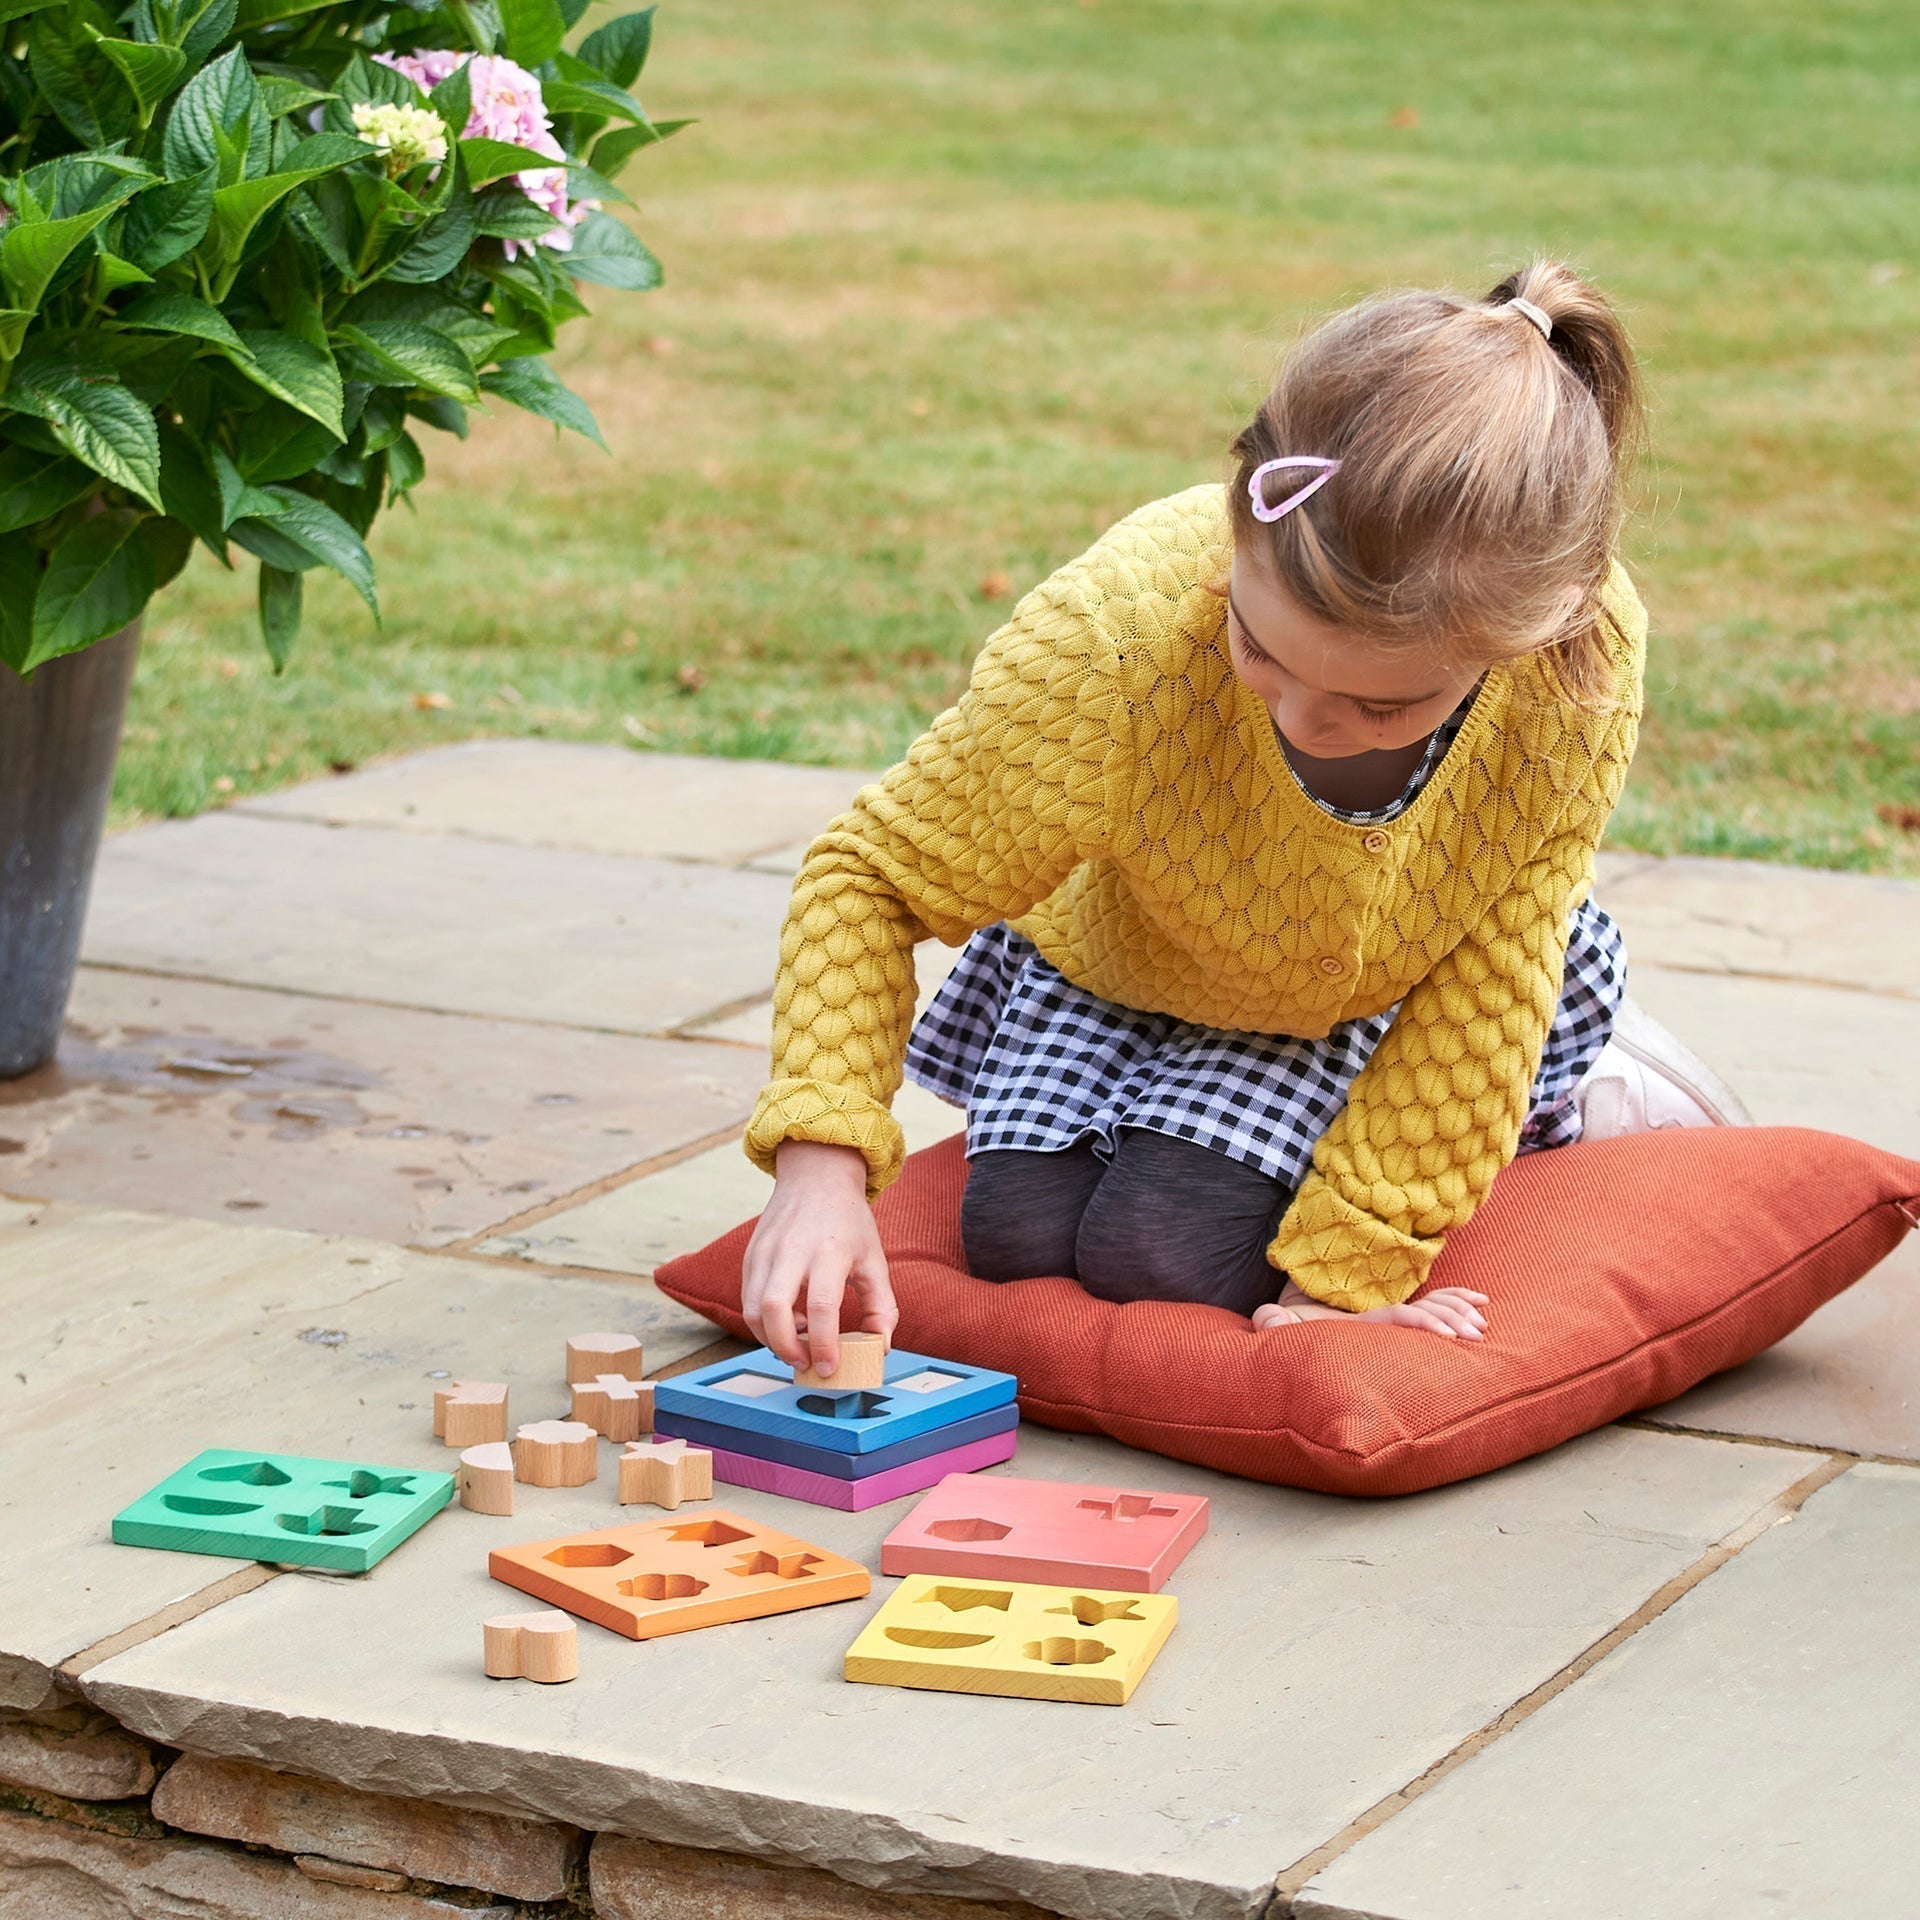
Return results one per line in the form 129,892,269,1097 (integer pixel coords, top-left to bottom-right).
382,181,476,286
95,252,154,294
588,116,691,179
162,47,264,187
0,196,138,314
83,29,187,119
497,0,565,67
235,400,340,483
232,0,334,28
121,165,215,272
542,74,646,124
225,331,343,438
558,211,661,291
25,507,155,672
0,445,96,534
200,171,315,283
141,512,194,589
257,484,377,613
358,387,406,454
564,160,630,207
212,443,283,525
285,175,355,279
0,310,33,360
576,7,654,88
336,321,479,401
0,0,60,25
115,290,244,351
471,186,557,242
257,561,300,668
428,61,473,141
177,0,238,67
256,74,336,121
157,422,227,551
556,0,591,25
4,358,164,510
0,530,40,674
480,357,604,449
229,513,310,569
458,137,558,188
407,395,467,438
29,10,130,148
386,426,424,499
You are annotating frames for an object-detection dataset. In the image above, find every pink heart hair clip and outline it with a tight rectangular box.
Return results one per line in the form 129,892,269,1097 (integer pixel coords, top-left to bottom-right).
1247,456,1340,523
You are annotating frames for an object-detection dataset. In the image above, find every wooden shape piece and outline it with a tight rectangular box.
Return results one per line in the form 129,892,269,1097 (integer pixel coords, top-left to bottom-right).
109,1448,453,1575
792,1330,889,1391
565,1332,644,1385
483,1610,577,1682
434,1380,509,1448
704,1426,1019,1512
457,1443,515,1516
618,1437,713,1510
511,1420,599,1488
879,1474,1209,1592
653,1346,1016,1456
489,1509,868,1640
844,1574,1177,1706
570,1373,656,1443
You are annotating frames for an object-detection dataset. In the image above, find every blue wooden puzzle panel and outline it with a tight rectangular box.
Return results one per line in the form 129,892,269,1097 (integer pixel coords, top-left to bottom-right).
111,1448,455,1573
654,1401,1019,1479
653,1347,1017,1454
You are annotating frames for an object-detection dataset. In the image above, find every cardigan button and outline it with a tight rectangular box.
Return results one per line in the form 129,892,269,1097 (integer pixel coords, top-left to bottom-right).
1318,955,1345,977
1362,829,1390,855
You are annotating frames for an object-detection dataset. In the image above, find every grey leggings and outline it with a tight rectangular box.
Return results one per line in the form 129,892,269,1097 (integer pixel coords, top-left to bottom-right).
959,1130,1289,1316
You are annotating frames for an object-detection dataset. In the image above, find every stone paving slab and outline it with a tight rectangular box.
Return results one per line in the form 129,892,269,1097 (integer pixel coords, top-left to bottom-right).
476,1080,965,1275
83,813,793,1034
1595,852,1920,998
0,1198,712,1714
0,969,766,1247
239,741,875,867
1293,1462,1920,1920
83,1421,1813,1920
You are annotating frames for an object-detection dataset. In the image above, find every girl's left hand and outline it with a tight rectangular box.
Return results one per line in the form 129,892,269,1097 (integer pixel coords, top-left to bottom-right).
1252,1282,1488,1339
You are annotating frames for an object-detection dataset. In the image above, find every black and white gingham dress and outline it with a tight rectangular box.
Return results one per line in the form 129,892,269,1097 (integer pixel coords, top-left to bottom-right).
904,702,1625,1190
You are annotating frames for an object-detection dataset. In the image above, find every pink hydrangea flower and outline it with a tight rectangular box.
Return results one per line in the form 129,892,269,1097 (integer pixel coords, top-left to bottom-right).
377,49,597,256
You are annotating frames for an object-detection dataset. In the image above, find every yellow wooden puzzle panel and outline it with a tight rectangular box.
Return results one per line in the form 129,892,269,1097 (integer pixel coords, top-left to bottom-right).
844,1575,1177,1705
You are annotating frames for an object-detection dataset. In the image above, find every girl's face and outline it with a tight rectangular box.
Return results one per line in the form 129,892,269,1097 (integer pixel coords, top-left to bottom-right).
1225,551,1485,758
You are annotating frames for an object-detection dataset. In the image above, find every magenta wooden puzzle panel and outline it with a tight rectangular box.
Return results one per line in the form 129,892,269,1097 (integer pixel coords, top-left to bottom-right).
879,1473,1208,1592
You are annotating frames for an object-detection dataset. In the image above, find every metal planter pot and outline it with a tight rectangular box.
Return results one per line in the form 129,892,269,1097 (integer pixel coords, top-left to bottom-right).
0,622,141,1077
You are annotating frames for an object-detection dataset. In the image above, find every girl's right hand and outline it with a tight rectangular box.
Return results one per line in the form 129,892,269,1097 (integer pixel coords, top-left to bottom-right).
741,1140,896,1375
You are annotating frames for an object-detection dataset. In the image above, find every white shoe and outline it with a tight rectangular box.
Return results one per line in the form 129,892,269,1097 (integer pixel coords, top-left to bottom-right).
1576,997,1754,1141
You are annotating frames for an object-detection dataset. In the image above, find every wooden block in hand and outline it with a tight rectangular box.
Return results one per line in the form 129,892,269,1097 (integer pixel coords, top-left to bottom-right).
512,1420,599,1487
433,1380,509,1448
483,1610,577,1683
565,1332,644,1385
618,1436,713,1511
457,1443,515,1516
792,1331,889,1391
570,1373,655,1443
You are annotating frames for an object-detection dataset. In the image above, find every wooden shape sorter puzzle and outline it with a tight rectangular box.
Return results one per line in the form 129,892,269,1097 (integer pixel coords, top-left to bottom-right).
844,1575,1178,1706
111,1449,454,1574
489,1510,870,1640
653,1347,1016,1455
880,1475,1208,1593
705,1427,1018,1513
654,1401,1018,1481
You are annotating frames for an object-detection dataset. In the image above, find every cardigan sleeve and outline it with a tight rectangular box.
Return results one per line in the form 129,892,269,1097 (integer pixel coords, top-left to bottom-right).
1268,602,1645,1312
745,570,1126,1194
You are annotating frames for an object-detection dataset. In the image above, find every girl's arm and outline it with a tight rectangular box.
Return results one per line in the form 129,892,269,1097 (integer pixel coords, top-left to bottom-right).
742,566,1128,1365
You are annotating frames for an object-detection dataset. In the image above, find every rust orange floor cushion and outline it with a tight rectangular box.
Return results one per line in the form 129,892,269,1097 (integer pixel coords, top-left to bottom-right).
654,1127,1920,1496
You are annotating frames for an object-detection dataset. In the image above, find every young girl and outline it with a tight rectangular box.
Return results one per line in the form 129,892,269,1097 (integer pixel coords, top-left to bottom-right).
740,260,1748,1374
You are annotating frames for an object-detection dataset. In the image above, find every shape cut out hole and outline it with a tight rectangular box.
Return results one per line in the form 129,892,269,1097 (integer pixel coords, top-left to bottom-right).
921,1585,1014,1614
794,1390,891,1421
618,1572,707,1600
544,1543,634,1568
665,1518,752,1547
888,1369,964,1394
332,1471,415,1499
711,1372,785,1399
730,1550,820,1580
200,1461,292,1487
276,1507,377,1537
162,1494,259,1517
1048,1596,1144,1625
1022,1637,1115,1666
885,1627,996,1650
1076,1494,1177,1523
925,1517,1013,1543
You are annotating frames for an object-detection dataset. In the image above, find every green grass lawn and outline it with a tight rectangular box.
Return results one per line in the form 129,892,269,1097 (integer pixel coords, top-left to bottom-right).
118,0,1920,873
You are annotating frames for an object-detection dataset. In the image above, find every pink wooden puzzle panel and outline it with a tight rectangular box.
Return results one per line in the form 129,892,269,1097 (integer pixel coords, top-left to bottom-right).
879,1474,1208,1592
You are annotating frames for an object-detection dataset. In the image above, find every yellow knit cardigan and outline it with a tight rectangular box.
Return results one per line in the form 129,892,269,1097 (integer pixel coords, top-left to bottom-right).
747,485,1645,1311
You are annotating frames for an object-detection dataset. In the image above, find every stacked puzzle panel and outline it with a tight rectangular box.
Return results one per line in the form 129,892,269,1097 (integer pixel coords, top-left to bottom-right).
653,1347,1019,1510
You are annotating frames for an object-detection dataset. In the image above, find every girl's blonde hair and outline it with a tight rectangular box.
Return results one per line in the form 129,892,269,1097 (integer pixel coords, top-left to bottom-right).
1228,259,1644,707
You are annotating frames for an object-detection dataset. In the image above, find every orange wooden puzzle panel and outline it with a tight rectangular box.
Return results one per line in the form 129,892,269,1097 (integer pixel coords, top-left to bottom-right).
488,1509,870,1640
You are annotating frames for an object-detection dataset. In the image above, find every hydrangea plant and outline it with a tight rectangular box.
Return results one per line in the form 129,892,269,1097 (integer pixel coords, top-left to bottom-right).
0,0,684,676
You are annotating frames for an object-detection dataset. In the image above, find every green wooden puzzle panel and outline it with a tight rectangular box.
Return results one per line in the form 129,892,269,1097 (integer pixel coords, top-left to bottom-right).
111,1448,455,1573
